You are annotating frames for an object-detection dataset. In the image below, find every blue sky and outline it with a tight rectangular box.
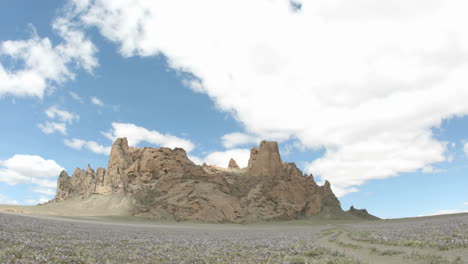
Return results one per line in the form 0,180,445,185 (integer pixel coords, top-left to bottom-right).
0,0,467,218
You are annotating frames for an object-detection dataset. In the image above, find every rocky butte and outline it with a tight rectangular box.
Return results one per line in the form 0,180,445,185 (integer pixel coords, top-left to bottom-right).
53,138,378,223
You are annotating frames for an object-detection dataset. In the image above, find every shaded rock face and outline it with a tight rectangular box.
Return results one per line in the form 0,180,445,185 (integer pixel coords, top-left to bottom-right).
108,138,133,194
56,171,73,201
54,138,363,223
348,206,380,220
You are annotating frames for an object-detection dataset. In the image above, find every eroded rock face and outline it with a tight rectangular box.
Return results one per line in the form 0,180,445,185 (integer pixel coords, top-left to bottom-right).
228,158,239,169
55,165,110,201
248,141,283,176
108,138,133,194
56,171,72,201
54,138,374,223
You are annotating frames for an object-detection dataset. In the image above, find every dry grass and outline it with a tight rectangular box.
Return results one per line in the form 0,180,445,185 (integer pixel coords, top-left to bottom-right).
348,214,468,250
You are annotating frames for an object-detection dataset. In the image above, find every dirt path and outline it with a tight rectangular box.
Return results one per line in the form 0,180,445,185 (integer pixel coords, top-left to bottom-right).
316,229,466,264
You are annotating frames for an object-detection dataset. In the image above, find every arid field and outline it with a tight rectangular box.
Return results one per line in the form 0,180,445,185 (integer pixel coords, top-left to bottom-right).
0,211,466,264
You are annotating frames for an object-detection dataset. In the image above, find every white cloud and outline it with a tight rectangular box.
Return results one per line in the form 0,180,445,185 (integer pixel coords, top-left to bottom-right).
421,166,443,174
192,148,251,168
31,187,56,196
38,121,67,135
464,142,468,156
282,141,307,156
0,18,97,98
64,138,111,155
0,194,18,205
39,106,79,135
422,166,434,174
45,106,79,124
464,202,468,206
52,17,98,72
67,0,468,196
69,91,83,102
90,96,104,106
221,132,260,148
0,155,63,191
430,209,468,216
102,122,195,152
187,155,204,165
23,196,51,205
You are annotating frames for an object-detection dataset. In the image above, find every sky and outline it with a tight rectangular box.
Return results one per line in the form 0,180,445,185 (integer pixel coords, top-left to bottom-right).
0,0,467,219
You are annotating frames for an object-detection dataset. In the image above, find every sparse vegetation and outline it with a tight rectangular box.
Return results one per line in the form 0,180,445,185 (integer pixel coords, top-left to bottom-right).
326,257,362,264
1,212,466,263
320,229,337,237
291,256,307,264
305,247,327,257
368,246,403,256
0,213,365,264
336,241,362,250
378,249,404,256
348,214,468,250
328,231,342,242
407,253,464,264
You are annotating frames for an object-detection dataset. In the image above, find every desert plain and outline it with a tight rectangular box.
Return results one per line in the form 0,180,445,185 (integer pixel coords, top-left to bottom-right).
0,205,466,264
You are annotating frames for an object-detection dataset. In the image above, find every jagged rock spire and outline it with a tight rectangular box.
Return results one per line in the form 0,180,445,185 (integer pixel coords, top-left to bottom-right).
228,158,239,169
108,137,133,194
247,140,283,176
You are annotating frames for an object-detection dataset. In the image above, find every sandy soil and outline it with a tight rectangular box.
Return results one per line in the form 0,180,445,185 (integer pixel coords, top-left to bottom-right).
0,194,134,216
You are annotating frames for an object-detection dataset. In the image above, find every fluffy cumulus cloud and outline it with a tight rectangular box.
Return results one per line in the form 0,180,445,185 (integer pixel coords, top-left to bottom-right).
0,16,97,98
38,106,79,135
64,0,468,196
31,187,56,196
38,121,67,135
64,122,195,155
45,106,79,124
102,122,195,152
64,138,111,155
190,148,251,168
23,196,52,205
0,155,63,199
221,133,260,148
0,194,18,205
421,165,443,174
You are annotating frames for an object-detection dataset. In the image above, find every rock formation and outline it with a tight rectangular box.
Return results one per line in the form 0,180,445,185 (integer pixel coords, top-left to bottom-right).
53,138,378,223
248,141,283,176
228,158,239,169
347,206,380,220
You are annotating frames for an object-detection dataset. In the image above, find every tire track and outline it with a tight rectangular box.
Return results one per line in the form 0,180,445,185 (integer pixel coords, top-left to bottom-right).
316,229,466,264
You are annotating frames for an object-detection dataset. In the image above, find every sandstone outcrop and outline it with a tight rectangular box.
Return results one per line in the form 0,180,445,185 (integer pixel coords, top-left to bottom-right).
248,141,283,176
228,158,239,169
53,138,377,223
